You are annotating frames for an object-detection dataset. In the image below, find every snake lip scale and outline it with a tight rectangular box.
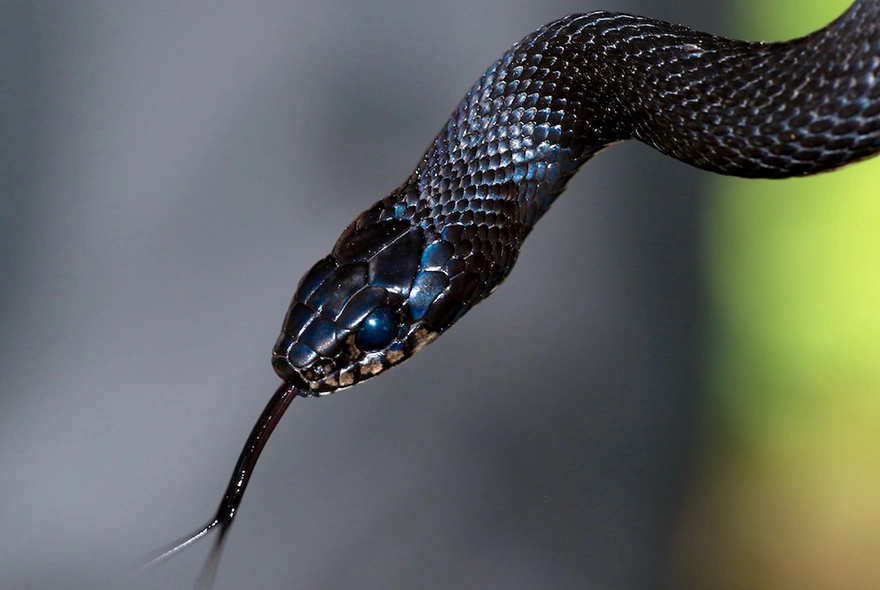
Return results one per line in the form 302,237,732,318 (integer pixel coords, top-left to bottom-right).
141,2,880,587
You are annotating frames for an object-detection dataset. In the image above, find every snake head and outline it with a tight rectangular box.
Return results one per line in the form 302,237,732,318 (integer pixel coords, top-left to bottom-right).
272,211,478,395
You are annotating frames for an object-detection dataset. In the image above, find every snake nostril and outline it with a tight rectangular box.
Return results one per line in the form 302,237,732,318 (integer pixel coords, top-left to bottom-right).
355,306,398,351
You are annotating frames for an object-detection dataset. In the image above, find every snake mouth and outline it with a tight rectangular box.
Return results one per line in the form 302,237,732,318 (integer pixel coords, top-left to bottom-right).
272,323,440,396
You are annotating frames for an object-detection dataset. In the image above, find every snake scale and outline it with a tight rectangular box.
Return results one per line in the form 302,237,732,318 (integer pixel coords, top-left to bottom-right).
141,2,880,587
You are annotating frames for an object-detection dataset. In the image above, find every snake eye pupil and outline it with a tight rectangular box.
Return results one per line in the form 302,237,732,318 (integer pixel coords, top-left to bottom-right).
355,306,398,351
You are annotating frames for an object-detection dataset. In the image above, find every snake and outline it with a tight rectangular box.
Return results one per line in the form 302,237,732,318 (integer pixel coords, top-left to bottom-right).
139,1,880,587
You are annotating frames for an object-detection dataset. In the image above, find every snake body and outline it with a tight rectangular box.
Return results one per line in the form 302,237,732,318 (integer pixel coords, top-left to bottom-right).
272,0,880,395
144,2,880,587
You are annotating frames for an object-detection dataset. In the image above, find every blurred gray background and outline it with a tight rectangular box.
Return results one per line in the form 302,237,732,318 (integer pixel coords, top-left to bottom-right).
0,1,722,588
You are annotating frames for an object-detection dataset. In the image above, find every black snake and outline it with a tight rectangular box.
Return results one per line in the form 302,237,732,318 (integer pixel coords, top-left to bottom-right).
140,2,880,587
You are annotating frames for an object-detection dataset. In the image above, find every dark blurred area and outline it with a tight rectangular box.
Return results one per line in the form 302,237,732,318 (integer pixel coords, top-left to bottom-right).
0,2,718,589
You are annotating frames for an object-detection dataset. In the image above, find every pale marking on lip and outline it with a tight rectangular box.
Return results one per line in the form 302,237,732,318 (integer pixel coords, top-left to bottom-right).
338,369,355,388
385,349,405,364
410,327,440,355
361,357,384,377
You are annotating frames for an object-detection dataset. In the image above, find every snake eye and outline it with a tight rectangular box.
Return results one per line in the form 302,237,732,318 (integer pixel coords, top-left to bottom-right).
355,306,398,351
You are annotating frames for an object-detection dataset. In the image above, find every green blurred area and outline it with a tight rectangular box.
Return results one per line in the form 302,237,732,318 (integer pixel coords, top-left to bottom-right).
672,1,880,588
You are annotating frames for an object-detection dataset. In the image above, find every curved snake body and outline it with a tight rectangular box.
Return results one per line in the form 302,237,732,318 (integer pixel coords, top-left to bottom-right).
272,0,880,395
144,2,880,587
